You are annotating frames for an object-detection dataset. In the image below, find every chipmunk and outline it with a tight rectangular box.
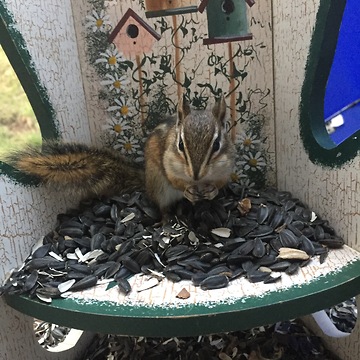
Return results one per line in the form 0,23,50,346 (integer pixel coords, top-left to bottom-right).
7,96,235,214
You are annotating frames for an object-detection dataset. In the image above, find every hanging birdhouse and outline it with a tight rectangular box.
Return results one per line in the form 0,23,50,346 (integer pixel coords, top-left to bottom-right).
108,8,161,58
144,0,198,18
199,0,254,45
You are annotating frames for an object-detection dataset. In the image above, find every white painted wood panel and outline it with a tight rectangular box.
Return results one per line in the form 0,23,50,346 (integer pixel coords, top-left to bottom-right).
272,1,360,358
0,0,93,358
5,0,91,142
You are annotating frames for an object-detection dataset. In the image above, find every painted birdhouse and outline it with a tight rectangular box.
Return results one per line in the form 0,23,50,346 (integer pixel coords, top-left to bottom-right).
144,0,198,18
199,0,254,45
108,8,161,58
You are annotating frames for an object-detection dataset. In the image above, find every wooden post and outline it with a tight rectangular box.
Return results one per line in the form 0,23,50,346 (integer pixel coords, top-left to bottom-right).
135,54,146,125
172,15,182,101
228,42,237,142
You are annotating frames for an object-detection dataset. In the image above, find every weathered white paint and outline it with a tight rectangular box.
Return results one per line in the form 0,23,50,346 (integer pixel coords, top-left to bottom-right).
6,0,91,142
272,1,360,358
0,0,93,358
63,246,360,308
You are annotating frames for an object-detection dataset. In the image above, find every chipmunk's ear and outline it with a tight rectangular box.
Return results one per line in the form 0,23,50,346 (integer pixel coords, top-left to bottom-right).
212,95,227,124
177,95,191,124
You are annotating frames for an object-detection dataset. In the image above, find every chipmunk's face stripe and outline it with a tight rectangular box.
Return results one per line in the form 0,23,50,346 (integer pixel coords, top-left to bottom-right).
177,128,188,164
203,128,222,168
212,135,221,153
190,127,222,180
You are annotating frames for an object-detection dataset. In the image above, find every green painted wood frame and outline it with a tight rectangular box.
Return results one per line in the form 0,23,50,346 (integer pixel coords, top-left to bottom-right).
300,0,360,167
0,1,58,182
5,259,360,337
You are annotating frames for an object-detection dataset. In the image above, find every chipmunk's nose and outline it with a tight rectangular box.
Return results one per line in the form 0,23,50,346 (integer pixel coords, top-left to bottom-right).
191,165,200,181
189,152,205,180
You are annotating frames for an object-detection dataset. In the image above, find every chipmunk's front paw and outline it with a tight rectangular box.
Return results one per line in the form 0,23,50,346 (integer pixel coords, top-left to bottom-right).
183,183,218,203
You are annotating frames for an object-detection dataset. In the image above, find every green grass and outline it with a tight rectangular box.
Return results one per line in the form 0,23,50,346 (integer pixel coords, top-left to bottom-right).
0,45,41,160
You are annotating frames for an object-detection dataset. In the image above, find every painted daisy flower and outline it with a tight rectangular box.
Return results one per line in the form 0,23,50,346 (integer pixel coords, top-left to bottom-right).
230,162,247,183
239,151,266,172
100,73,130,93
107,97,134,118
95,47,124,70
237,131,261,150
102,117,131,137
114,135,141,156
85,9,111,33
239,177,256,188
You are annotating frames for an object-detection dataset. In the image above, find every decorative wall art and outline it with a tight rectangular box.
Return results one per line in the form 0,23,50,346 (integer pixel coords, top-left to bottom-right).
199,0,254,45
144,0,199,18
84,0,273,189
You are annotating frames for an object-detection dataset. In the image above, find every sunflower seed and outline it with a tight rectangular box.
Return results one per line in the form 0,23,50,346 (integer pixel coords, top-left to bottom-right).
117,278,132,294
200,274,229,290
69,275,98,292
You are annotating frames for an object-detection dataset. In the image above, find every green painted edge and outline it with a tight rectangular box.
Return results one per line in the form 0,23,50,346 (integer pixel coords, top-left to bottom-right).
299,0,360,167
203,34,253,45
0,1,59,182
6,259,360,337
145,6,199,18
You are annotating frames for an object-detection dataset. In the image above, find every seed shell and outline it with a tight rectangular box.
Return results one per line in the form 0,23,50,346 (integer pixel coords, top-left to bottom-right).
211,227,231,238
176,287,191,299
277,247,310,260
58,279,76,293
136,277,159,292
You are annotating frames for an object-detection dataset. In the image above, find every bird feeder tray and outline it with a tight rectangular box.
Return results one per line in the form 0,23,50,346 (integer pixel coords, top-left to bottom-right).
5,245,360,337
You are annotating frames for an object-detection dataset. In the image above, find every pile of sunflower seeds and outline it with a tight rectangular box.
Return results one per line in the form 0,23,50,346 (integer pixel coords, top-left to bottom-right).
35,299,357,350
325,297,357,333
34,319,70,348
81,320,338,360
0,184,345,301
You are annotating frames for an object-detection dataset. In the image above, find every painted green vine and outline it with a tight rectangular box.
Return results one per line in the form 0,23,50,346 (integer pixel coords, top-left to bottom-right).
85,0,270,188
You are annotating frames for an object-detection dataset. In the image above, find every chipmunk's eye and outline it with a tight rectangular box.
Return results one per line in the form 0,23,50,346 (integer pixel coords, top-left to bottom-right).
212,136,221,153
178,137,185,152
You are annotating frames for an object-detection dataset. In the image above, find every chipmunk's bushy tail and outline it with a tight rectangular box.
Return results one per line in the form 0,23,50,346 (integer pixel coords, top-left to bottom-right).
7,141,145,198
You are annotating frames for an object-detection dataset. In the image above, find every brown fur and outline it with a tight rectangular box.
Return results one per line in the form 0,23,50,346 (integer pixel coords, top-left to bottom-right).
7,141,145,199
7,97,234,213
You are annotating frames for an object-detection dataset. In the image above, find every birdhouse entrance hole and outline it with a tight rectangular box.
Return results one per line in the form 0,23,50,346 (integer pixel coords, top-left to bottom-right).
126,24,139,39
222,0,235,15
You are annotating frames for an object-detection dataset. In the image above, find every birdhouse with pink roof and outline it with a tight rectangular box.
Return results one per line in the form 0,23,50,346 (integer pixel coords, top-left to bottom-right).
108,8,161,58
